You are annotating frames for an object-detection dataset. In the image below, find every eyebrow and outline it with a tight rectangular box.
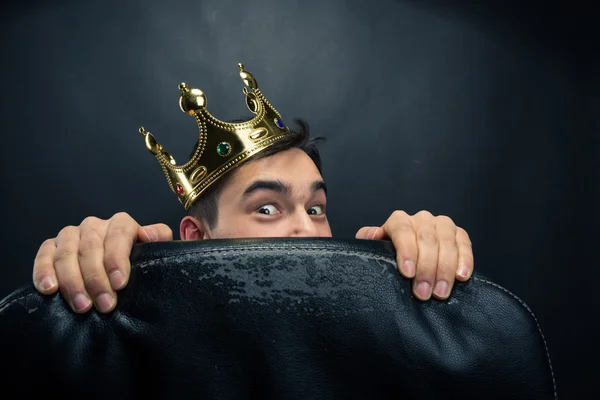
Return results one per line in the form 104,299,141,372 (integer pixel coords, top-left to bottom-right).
311,180,327,196
241,179,327,199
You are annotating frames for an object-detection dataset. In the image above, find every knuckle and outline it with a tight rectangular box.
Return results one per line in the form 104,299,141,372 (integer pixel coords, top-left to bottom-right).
57,225,78,239
418,229,438,244
391,210,408,219
416,210,433,219
41,238,56,248
112,211,132,221
396,222,413,233
83,272,108,291
105,225,132,241
54,247,77,263
80,216,100,228
435,215,454,225
77,236,101,258
440,237,458,249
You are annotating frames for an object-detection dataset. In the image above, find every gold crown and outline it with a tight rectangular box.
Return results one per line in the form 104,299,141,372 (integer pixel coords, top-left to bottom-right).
139,63,292,210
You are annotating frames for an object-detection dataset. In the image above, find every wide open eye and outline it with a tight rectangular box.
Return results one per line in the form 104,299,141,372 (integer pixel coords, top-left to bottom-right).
257,204,278,215
307,205,325,215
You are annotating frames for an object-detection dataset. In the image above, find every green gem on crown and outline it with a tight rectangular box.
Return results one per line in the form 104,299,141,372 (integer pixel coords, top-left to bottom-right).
217,142,231,156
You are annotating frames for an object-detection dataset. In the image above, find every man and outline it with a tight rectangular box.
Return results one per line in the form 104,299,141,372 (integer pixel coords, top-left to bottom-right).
31,64,474,314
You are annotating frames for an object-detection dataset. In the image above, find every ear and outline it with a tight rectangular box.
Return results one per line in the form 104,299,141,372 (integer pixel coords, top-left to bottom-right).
179,215,211,241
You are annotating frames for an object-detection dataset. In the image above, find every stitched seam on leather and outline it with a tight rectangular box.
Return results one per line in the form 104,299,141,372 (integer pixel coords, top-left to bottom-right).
474,277,557,399
0,293,37,315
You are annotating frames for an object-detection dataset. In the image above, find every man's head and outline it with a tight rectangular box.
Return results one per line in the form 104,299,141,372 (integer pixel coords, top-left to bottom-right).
179,119,332,240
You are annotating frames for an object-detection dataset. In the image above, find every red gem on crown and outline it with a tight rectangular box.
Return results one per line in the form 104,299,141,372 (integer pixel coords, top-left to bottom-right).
176,184,183,194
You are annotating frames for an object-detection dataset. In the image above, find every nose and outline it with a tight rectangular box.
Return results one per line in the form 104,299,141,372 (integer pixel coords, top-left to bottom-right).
288,210,320,237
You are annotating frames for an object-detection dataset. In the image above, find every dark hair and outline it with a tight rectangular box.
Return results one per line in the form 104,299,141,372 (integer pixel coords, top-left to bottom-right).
189,118,326,229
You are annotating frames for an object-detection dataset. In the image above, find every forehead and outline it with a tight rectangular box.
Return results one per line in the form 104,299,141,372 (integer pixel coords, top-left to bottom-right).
227,148,323,188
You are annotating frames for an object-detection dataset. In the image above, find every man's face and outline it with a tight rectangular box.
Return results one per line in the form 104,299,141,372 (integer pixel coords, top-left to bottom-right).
206,147,332,238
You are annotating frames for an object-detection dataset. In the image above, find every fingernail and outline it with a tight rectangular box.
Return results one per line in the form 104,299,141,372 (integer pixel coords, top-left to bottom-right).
95,293,115,313
40,276,57,291
144,227,159,242
402,260,416,277
433,280,449,298
109,270,125,290
457,265,469,278
415,281,432,300
72,293,91,312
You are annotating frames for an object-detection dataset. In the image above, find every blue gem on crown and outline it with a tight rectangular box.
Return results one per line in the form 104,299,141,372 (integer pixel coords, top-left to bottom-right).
274,118,285,129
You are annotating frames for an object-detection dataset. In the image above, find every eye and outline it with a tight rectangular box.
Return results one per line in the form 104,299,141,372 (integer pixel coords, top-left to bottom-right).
307,205,325,215
257,204,278,215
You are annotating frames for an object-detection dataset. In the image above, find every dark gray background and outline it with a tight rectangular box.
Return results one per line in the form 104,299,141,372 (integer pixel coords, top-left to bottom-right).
1,0,598,397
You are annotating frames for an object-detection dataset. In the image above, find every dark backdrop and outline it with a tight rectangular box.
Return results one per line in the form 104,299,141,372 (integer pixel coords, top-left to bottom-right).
1,1,597,397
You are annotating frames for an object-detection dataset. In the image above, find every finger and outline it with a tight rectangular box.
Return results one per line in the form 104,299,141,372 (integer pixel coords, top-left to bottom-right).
431,216,458,300
355,226,382,240
381,211,417,279
78,217,116,313
54,226,93,313
455,227,474,281
103,212,141,292
32,239,59,294
411,216,438,301
138,223,173,243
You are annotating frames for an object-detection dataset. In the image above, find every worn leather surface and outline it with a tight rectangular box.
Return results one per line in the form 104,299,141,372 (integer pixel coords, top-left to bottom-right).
0,238,556,399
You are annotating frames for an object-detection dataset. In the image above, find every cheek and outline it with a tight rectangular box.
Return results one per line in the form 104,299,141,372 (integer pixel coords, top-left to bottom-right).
318,222,333,238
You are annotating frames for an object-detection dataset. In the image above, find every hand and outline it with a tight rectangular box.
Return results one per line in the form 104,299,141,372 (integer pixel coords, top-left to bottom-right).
32,212,173,313
355,210,474,301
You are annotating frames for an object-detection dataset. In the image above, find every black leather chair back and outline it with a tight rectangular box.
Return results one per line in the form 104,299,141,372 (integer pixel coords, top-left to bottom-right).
0,238,556,398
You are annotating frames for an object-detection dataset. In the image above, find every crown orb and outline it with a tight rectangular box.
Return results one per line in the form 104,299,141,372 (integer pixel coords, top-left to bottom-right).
179,87,207,115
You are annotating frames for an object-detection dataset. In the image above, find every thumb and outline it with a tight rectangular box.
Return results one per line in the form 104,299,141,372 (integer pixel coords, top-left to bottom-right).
137,223,174,243
355,226,385,240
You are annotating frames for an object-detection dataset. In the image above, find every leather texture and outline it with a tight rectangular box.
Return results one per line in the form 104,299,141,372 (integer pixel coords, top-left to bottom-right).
0,238,556,399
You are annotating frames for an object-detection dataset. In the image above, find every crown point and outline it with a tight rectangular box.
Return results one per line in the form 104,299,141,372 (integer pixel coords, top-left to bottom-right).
179,82,189,92
179,87,207,114
139,126,146,135
239,64,258,89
